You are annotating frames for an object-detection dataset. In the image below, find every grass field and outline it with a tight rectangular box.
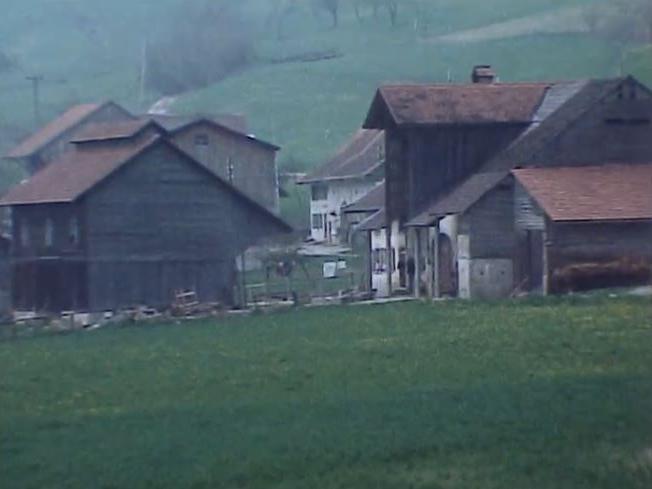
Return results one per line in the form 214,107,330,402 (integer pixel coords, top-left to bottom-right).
2,295,652,488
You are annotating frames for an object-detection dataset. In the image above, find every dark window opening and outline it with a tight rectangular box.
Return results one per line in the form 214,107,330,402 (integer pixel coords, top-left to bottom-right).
311,184,328,201
69,217,80,246
311,213,324,230
194,134,209,146
45,218,54,248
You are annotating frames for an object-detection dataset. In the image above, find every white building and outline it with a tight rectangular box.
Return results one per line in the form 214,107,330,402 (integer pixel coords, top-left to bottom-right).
299,130,384,243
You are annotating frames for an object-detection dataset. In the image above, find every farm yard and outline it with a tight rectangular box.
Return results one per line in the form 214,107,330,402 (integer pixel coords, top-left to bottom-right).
1,295,651,489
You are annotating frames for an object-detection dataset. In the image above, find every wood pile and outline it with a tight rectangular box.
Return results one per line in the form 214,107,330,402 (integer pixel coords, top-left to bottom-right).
552,257,651,293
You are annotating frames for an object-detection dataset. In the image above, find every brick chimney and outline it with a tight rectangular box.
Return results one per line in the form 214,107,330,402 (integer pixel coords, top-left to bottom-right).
471,65,497,84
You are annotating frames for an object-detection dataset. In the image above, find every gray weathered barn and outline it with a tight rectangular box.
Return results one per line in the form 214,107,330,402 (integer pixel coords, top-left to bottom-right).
362,67,652,299
4,102,134,174
0,129,291,313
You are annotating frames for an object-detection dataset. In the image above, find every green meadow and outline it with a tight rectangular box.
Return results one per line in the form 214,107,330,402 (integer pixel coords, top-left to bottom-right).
1,296,651,488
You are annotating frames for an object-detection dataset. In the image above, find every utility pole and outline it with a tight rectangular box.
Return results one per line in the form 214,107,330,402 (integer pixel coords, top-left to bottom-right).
139,40,148,111
26,75,44,126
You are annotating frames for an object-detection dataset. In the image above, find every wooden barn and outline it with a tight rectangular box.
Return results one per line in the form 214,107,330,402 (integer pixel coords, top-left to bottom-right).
4,102,134,174
363,67,652,299
298,129,384,243
0,128,291,313
149,114,281,213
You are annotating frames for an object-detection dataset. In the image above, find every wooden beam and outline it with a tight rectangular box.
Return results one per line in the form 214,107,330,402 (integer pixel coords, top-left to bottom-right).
414,228,421,299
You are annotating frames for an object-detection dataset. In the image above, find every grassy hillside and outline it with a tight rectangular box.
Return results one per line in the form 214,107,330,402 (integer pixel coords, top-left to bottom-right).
2,296,652,488
0,0,641,223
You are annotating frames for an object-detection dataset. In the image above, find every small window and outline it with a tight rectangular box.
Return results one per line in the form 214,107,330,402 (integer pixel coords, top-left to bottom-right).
312,213,324,230
311,184,328,201
44,218,54,247
194,134,209,146
69,217,80,246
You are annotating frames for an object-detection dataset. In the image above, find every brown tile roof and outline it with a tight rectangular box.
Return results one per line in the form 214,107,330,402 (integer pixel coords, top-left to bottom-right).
343,182,385,213
406,78,628,224
300,130,384,184
0,135,159,205
7,103,108,158
0,135,293,232
365,83,552,128
70,119,163,143
513,164,652,222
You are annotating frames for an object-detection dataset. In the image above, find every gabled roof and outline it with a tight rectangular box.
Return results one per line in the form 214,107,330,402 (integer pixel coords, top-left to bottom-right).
148,113,248,134
6,102,131,158
0,135,292,232
149,115,280,152
0,135,160,205
406,77,631,224
300,130,384,184
513,164,652,222
355,208,386,232
343,182,385,214
71,119,165,143
364,83,552,128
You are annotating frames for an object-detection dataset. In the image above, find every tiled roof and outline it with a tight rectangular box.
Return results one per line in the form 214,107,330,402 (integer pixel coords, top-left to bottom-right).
1,135,293,232
71,119,163,143
0,135,159,205
365,83,552,128
300,130,384,183
343,182,385,213
406,78,627,222
513,164,652,222
6,103,105,158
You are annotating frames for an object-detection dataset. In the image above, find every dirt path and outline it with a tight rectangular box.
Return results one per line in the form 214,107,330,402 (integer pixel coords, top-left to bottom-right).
426,6,590,44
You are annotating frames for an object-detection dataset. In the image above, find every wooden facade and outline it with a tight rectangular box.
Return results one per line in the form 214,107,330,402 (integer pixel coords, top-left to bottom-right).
5,139,290,313
364,73,652,299
169,121,280,213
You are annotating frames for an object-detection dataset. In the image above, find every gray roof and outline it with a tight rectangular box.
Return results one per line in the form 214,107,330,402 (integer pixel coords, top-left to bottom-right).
355,208,386,232
343,182,385,214
300,130,384,184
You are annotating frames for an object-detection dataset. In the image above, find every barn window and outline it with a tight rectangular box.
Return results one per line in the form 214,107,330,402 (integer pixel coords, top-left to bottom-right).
44,218,54,247
311,213,324,230
311,184,328,201
194,134,209,146
69,217,80,246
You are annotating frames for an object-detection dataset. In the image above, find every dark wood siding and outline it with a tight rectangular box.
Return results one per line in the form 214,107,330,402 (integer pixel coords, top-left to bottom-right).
171,122,279,213
84,144,283,311
462,182,516,259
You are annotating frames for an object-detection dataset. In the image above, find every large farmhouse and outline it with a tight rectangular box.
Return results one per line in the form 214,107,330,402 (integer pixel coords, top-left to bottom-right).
299,129,384,243
0,127,290,313
360,66,652,299
5,104,281,213
4,102,134,174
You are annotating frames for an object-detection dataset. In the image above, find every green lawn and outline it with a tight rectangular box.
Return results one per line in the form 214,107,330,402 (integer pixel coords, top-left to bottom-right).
1,296,651,488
